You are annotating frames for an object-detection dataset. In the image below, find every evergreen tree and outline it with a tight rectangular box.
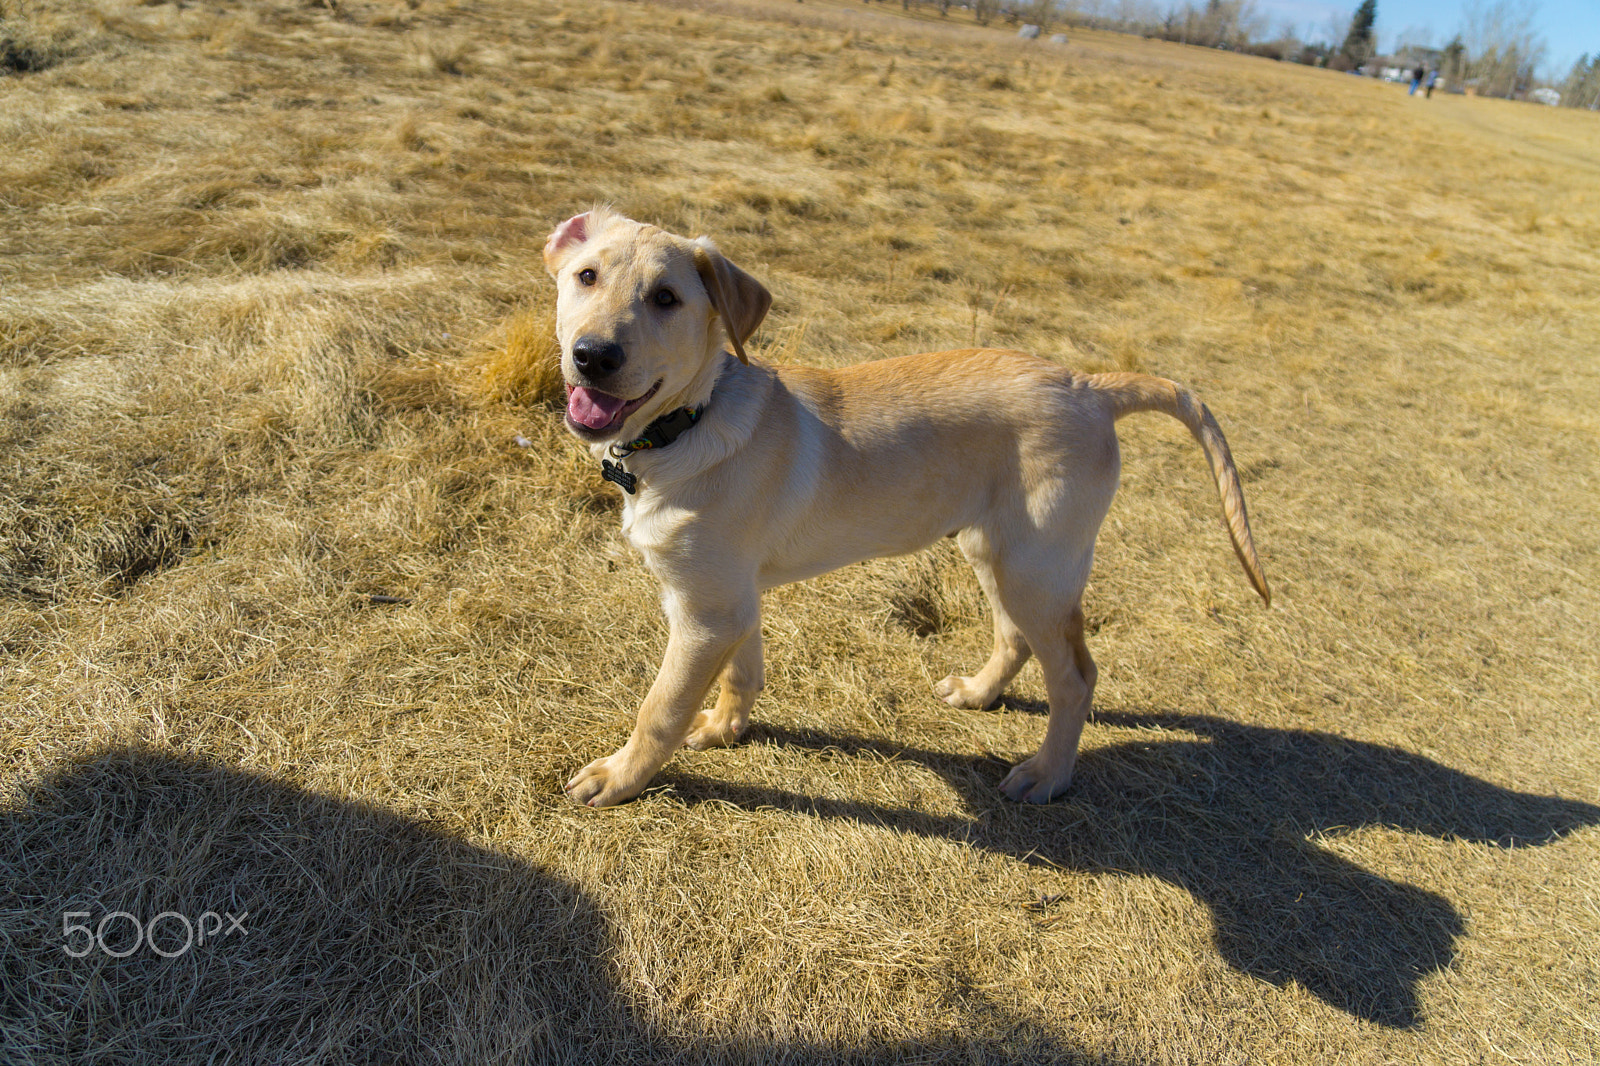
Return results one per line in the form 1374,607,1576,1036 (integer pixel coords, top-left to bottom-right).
1340,0,1377,64
1561,53,1600,109
1441,35,1466,89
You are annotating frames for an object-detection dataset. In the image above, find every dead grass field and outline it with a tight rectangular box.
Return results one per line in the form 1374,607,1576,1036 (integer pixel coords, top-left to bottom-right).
2,0,1598,1062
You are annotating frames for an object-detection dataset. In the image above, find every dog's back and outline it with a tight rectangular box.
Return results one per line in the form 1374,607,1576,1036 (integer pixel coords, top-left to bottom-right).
757,348,1268,606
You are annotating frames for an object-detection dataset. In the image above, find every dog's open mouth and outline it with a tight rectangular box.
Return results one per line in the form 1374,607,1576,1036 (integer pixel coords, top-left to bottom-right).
565,381,661,437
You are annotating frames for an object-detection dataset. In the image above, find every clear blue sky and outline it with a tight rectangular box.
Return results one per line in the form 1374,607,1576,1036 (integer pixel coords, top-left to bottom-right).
1250,0,1599,77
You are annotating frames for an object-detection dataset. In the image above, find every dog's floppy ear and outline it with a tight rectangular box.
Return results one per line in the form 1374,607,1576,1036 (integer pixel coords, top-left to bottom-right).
693,239,771,365
543,212,592,276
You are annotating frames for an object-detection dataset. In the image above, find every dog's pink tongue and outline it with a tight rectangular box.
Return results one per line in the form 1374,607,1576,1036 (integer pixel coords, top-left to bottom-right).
568,387,627,430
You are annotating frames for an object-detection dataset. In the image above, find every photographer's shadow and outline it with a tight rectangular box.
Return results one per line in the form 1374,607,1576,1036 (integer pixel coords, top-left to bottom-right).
668,710,1600,1029
1,746,1127,1064
2,748,636,1064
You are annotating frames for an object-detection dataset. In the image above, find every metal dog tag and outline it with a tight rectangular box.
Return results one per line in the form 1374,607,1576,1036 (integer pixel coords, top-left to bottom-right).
601,458,637,494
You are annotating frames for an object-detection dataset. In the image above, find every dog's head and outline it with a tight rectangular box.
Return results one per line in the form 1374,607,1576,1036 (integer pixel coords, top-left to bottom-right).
544,208,771,444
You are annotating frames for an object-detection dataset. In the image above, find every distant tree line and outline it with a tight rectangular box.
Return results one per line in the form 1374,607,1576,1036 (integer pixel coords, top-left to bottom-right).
895,0,1064,30
1046,0,1347,63
886,0,1589,103
1432,0,1544,99
1035,0,1589,104
1061,0,1300,55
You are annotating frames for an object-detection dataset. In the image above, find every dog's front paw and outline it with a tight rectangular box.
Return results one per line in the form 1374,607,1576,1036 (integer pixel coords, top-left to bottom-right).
935,674,997,710
565,750,651,808
998,754,1074,804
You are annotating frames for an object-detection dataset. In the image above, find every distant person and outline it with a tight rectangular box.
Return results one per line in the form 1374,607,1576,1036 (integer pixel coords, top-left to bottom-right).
1425,69,1439,97
1409,64,1425,95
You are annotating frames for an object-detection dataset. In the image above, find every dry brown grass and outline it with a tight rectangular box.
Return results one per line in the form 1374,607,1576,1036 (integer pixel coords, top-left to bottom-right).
3,0,1598,1062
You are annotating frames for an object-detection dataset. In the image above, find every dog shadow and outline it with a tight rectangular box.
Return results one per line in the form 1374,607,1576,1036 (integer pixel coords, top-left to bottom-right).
662,710,1600,1030
0,747,1139,1065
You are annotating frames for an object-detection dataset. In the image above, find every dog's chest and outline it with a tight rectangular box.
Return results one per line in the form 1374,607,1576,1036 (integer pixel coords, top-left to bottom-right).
619,493,694,573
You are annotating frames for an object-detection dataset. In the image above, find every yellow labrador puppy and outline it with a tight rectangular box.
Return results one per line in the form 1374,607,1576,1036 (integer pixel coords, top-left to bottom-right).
547,208,1270,808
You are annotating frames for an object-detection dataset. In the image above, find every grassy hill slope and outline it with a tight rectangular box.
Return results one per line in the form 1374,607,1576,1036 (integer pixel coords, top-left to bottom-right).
3,1,1597,1062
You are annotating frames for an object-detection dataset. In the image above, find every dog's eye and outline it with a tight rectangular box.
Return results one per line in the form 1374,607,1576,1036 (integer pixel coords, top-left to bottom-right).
577,268,597,286
653,288,678,308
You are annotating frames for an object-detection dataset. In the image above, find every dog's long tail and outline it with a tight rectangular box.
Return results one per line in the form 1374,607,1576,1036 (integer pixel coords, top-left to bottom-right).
1088,372,1271,607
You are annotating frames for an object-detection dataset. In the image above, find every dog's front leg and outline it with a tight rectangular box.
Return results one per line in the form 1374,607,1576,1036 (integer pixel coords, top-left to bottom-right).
565,593,758,808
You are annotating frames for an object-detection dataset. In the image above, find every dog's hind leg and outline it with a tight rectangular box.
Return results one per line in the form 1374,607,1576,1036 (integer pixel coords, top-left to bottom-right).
935,530,1031,710
989,548,1099,804
684,629,763,750
997,603,1098,803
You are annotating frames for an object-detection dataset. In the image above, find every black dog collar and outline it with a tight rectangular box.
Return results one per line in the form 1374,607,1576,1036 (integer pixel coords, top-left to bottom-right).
600,406,703,494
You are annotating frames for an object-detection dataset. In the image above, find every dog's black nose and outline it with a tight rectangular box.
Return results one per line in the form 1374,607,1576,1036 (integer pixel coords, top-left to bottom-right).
571,337,625,380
